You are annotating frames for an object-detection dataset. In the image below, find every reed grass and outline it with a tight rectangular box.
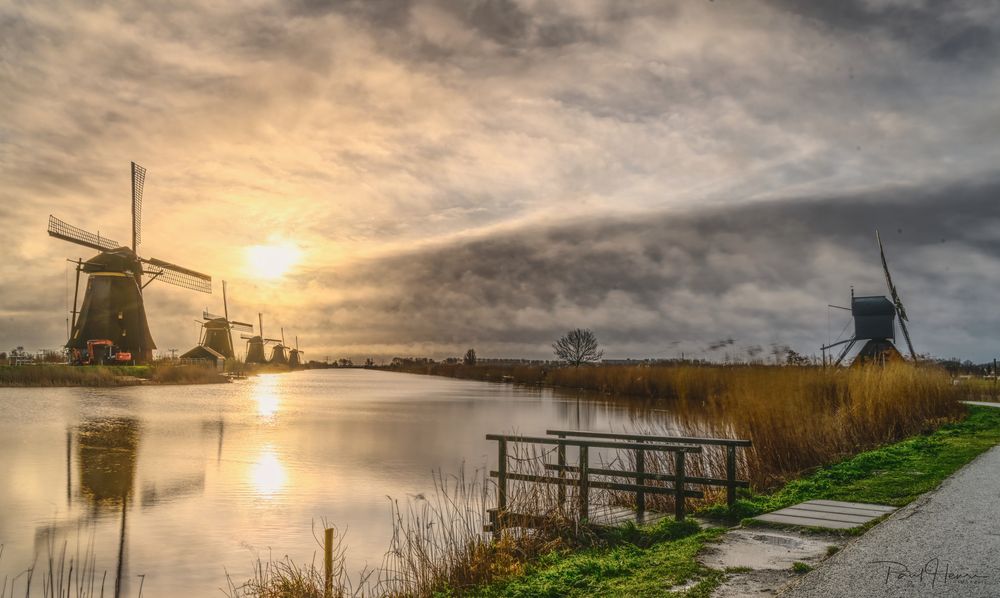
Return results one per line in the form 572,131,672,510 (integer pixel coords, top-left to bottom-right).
0,363,227,387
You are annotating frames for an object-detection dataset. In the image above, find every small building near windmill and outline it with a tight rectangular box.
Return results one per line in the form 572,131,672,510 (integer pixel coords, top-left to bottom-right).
179,344,226,369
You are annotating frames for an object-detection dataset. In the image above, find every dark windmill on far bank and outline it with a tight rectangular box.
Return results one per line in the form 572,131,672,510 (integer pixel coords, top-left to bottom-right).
49,162,212,363
242,312,282,364
182,280,254,363
821,231,918,367
288,336,304,368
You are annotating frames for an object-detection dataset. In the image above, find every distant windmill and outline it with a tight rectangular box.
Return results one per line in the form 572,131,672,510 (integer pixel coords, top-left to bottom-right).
241,313,281,364
49,162,212,363
821,230,918,366
288,336,304,368
269,327,289,365
183,281,254,360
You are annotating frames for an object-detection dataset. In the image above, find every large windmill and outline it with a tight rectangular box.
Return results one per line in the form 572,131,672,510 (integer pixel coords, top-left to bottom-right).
183,281,254,360
821,230,918,366
49,162,212,363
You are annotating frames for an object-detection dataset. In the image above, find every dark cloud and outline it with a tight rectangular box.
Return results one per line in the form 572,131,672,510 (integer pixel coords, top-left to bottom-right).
768,0,1000,65
307,179,1000,361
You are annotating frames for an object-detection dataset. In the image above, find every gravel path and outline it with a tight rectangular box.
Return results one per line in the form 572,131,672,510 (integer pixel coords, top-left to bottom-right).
779,443,1000,597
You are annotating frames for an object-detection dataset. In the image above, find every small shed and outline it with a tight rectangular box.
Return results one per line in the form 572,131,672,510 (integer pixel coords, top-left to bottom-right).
179,344,225,369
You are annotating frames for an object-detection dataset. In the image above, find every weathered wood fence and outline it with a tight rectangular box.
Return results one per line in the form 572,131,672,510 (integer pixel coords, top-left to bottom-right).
486,429,751,539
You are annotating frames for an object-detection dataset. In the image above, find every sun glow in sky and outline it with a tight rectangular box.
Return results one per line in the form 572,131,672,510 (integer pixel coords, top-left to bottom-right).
245,244,302,280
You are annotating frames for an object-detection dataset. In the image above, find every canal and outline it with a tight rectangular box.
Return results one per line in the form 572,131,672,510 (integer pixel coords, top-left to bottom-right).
0,368,688,596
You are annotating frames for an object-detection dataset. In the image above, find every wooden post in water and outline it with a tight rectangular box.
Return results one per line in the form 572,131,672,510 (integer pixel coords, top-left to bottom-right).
495,439,508,541
674,451,686,521
324,527,334,598
635,444,646,519
557,435,567,513
726,445,737,507
578,445,589,522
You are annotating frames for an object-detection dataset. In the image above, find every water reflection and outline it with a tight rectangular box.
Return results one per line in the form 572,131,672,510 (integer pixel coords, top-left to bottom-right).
77,418,140,511
250,445,286,497
252,376,280,420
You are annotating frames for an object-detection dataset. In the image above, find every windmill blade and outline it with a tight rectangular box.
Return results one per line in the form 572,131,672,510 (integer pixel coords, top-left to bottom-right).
264,338,282,344
876,230,917,360
230,321,254,333
240,334,256,340
203,311,224,321
142,257,212,293
131,162,146,252
48,215,120,252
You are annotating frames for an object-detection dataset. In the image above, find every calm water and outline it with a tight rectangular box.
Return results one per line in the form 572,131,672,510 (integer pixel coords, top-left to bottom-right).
0,369,682,596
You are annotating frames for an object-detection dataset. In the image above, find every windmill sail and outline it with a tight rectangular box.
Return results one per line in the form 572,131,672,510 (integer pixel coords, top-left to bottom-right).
142,257,212,293
876,230,917,360
131,162,145,252
48,216,121,252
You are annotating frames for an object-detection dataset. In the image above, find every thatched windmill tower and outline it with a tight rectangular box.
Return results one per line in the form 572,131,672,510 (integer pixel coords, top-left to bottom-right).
288,336,304,368
183,281,253,360
49,162,212,363
242,312,281,364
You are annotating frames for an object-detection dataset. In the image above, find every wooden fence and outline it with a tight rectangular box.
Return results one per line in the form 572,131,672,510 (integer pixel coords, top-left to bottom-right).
486,430,751,539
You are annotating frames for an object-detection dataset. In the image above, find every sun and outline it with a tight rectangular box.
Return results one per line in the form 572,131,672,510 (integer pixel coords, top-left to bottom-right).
245,243,301,279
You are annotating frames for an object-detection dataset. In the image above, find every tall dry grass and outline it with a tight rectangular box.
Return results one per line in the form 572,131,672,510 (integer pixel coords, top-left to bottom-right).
390,362,968,488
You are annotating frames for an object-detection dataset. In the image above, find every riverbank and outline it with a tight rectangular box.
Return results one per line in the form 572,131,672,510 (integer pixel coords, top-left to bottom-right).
0,363,229,386
385,363,968,490
465,403,1000,597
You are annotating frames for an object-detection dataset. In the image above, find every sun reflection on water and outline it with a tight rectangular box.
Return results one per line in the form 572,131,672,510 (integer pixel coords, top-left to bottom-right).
250,445,286,497
252,375,280,420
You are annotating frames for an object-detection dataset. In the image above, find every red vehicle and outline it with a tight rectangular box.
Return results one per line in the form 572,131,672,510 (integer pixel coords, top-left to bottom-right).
83,340,134,365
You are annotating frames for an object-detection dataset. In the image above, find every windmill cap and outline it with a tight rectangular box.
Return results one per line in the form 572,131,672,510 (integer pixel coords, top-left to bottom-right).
852,295,895,316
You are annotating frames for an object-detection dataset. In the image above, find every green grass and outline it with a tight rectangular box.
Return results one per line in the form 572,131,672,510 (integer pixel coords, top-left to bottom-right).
703,404,1000,521
465,520,723,598
461,405,1000,597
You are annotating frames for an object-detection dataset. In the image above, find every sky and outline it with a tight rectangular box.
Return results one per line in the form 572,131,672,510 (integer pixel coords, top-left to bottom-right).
1,0,998,362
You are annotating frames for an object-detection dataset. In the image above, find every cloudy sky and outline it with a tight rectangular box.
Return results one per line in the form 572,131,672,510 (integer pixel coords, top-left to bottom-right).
1,0,998,362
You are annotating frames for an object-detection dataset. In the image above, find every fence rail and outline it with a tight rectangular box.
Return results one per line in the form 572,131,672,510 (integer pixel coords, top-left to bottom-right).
486,429,751,540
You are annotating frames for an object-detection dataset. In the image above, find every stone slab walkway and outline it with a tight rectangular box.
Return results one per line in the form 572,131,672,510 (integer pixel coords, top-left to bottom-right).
755,499,896,530
778,443,1000,597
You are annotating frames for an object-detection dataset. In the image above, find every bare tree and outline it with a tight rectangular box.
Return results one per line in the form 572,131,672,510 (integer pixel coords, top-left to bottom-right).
463,348,477,366
553,328,604,366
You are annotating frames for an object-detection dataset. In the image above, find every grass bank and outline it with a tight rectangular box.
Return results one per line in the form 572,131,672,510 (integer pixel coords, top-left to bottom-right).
463,404,1000,597
0,363,228,386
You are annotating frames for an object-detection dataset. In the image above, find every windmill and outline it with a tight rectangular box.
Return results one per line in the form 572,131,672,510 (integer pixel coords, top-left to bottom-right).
183,281,254,360
241,313,281,364
49,162,212,363
288,336,304,368
821,230,918,366
269,327,289,365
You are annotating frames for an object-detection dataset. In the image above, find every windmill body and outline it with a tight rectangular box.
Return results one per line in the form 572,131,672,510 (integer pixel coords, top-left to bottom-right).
69,249,156,361
49,163,212,364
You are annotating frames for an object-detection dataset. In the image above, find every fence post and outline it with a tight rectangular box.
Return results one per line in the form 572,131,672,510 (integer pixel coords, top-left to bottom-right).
674,451,686,521
324,527,334,598
579,444,589,522
495,439,507,541
635,444,646,519
726,445,737,507
557,435,567,513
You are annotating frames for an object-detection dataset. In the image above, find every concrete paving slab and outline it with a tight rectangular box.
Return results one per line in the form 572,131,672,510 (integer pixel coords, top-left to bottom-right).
753,499,896,530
